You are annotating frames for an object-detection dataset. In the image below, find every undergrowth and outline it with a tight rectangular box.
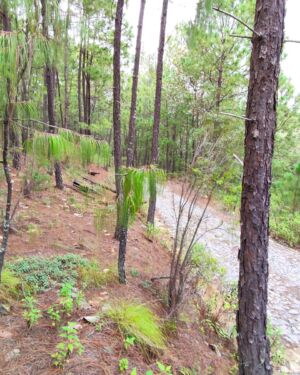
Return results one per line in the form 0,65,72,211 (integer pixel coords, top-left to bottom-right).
7,254,88,292
106,301,166,354
78,261,117,288
0,269,27,302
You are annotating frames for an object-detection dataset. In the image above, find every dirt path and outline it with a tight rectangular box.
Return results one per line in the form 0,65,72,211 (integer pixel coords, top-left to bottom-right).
157,185,300,352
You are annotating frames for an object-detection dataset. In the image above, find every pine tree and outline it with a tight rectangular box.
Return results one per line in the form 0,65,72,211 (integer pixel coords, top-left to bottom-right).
237,1,285,373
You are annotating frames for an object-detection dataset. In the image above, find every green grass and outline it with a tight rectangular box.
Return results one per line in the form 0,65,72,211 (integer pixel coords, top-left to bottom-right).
0,269,27,301
78,261,117,288
106,301,166,353
270,210,300,247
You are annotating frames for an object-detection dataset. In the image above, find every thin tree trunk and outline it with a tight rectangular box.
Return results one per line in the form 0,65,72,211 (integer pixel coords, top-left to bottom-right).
0,5,13,281
126,0,146,167
41,0,64,190
237,1,285,374
113,0,124,198
147,0,169,224
56,71,64,127
63,0,70,128
78,43,83,125
85,53,93,135
113,0,125,250
82,46,87,124
118,224,128,284
12,129,21,170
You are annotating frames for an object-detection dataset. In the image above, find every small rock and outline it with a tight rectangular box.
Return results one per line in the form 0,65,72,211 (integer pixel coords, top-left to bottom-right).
5,348,20,362
0,330,13,339
102,346,114,355
83,316,100,325
79,300,91,310
0,304,10,316
208,344,221,357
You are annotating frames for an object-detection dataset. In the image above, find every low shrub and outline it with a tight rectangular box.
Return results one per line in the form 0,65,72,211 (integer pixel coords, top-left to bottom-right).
107,301,166,353
270,210,300,247
7,254,89,292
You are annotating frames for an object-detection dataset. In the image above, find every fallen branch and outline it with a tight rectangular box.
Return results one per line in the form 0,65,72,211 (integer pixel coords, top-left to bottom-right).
150,276,171,282
82,176,116,193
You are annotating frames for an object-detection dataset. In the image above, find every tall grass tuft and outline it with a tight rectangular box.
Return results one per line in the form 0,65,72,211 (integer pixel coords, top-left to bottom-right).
107,300,166,353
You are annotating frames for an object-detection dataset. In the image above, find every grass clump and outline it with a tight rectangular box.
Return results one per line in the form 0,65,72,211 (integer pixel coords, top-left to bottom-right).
7,254,89,292
107,301,165,353
78,262,117,289
0,269,26,302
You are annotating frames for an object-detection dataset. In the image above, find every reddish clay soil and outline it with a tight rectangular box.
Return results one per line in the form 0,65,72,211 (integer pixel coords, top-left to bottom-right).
0,167,235,375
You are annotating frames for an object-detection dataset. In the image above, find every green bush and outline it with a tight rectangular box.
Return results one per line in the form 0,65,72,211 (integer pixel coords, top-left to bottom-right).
191,243,226,282
8,254,89,292
270,210,300,246
107,301,166,353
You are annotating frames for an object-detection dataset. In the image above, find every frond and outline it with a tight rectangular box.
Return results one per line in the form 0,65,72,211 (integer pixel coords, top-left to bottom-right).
26,129,111,168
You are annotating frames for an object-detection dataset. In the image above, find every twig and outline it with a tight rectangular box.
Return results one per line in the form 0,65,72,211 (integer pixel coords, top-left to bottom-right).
213,7,260,37
230,34,251,40
233,153,244,166
219,111,253,121
284,39,300,44
230,35,300,44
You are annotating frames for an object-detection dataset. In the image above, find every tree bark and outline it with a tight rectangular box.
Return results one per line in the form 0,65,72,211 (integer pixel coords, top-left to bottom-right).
147,0,169,224
78,43,83,125
118,225,128,284
56,70,64,127
41,0,64,190
237,1,285,374
126,0,146,167
0,4,13,281
63,0,70,128
113,0,124,198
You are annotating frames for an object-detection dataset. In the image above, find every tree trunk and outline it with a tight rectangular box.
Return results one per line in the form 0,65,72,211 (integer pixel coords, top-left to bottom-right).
41,0,64,190
113,0,124,198
78,43,83,125
118,225,128,284
237,1,285,374
56,70,64,127
113,0,124,247
82,46,87,125
63,0,70,128
147,0,169,224
0,5,13,281
126,0,146,167
12,129,21,170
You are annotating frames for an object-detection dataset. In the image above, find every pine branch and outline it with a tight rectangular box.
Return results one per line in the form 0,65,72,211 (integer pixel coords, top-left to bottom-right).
213,7,260,37
218,111,253,121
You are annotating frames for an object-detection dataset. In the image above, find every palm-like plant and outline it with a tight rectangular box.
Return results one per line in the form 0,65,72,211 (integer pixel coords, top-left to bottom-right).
26,128,111,168
117,167,165,283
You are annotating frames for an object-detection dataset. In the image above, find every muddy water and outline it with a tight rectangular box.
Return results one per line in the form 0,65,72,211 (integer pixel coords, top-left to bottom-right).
157,186,300,370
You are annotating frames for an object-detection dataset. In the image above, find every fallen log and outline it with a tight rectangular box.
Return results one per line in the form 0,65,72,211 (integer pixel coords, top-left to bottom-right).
81,176,116,194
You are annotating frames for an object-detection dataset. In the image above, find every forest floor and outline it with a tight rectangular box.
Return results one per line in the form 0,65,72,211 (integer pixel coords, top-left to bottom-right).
0,167,236,375
157,181,300,374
